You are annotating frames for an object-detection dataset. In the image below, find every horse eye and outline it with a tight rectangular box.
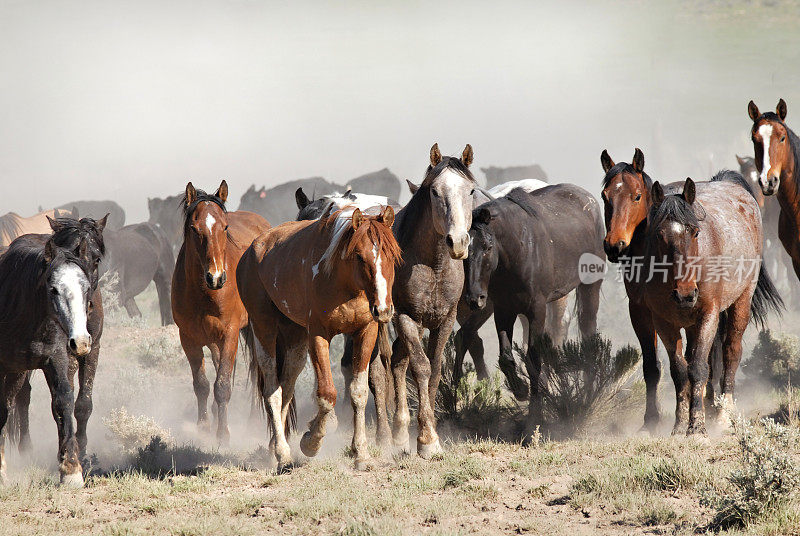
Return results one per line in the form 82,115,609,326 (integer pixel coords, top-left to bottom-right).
781,136,786,142
224,225,229,231
431,190,440,197
470,189,475,195
51,288,59,296
634,193,642,202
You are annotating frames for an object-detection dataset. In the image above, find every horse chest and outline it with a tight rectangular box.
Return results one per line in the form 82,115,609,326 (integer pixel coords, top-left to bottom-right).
397,262,463,324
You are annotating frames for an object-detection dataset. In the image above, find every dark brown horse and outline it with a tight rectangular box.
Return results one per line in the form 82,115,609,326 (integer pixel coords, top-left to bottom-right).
748,99,800,293
641,173,781,434
0,216,106,486
238,205,399,469
172,181,270,445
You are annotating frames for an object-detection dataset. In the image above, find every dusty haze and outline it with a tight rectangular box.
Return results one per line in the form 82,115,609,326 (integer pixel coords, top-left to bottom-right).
3,0,800,222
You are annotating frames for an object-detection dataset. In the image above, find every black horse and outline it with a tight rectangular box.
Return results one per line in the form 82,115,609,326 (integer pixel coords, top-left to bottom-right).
463,186,605,428
147,194,183,253
102,222,174,325
0,216,106,487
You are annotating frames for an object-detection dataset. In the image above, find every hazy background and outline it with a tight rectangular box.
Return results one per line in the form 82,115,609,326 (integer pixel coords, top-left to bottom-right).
2,0,800,221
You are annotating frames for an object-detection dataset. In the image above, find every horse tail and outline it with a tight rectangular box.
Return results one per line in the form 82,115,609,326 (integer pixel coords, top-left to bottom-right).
750,262,784,329
6,398,20,447
239,322,296,437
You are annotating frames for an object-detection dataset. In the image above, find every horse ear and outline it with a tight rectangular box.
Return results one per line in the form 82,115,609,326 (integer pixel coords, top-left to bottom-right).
651,182,665,207
71,206,79,218
632,148,645,173
44,240,56,263
600,150,615,173
97,213,109,233
344,188,352,197
736,154,747,166
462,144,474,167
748,100,760,122
379,205,395,228
295,187,310,209
351,208,364,230
683,178,696,205
406,179,419,195
47,215,63,233
247,184,255,194
430,143,442,167
777,98,787,121
476,207,492,225
185,182,197,206
215,180,228,203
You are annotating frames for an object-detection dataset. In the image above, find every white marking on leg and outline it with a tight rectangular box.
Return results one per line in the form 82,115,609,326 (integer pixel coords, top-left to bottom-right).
350,370,369,460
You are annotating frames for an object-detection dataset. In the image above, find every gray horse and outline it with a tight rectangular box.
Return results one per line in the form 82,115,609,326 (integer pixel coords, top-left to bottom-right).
390,143,476,457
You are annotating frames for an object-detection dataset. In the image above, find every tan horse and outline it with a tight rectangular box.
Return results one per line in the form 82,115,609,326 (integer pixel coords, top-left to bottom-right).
0,207,76,247
171,181,270,445
237,205,399,469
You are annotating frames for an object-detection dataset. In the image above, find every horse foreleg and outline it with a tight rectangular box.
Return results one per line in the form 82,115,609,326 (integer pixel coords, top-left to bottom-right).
653,319,688,435
368,334,392,451
390,320,412,453
523,302,547,431
454,303,492,384
629,301,661,432
494,309,527,401
74,346,99,461
8,372,32,454
300,331,336,459
43,357,82,487
684,312,718,435
349,322,378,469
213,334,238,447
418,316,454,459
718,294,751,428
180,333,210,433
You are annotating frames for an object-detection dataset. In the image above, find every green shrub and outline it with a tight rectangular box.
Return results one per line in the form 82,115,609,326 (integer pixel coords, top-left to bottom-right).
744,330,800,388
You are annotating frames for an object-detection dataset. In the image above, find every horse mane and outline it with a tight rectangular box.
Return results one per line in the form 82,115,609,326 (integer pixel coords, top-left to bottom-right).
503,188,539,218
319,208,402,276
397,157,476,245
646,191,704,246
710,169,758,201
0,212,23,241
0,236,91,342
601,162,653,191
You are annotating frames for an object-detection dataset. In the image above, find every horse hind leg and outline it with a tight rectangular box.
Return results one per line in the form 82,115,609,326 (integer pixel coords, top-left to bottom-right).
123,297,142,318
212,337,238,447
544,296,569,346
390,319,414,453
300,332,337,459
576,280,602,340
350,322,379,469
717,295,751,429
153,267,174,326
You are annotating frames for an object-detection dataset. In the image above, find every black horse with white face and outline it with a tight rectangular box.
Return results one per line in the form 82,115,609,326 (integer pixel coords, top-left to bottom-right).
464,185,605,429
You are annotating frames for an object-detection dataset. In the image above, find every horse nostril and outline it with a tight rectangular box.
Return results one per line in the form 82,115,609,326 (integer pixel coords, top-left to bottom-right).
69,339,77,351
616,240,626,250
370,305,379,318
205,273,214,287
445,235,454,248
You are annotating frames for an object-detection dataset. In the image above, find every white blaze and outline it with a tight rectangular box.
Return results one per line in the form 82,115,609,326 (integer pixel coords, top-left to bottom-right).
205,212,223,277
439,168,469,236
373,244,388,311
52,264,90,342
759,123,774,186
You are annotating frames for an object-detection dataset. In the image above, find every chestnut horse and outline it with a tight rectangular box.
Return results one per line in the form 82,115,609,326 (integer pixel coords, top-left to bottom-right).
748,99,800,293
172,181,270,445
0,207,77,247
237,205,399,469
642,173,782,434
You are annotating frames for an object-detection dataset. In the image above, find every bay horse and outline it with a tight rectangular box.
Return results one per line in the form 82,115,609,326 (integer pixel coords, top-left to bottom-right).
748,99,800,293
0,224,102,486
390,143,476,457
172,181,270,445
642,173,782,434
237,205,399,469
600,148,667,431
453,178,571,395
102,222,174,324
463,186,604,427
4,216,107,474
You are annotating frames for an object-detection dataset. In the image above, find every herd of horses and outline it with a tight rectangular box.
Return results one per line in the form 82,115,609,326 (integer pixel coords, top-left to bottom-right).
0,99,797,486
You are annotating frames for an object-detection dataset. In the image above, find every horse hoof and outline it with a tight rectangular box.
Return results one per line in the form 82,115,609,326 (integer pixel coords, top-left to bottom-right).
687,424,707,437
354,457,372,471
300,432,321,458
60,471,85,489
417,438,442,459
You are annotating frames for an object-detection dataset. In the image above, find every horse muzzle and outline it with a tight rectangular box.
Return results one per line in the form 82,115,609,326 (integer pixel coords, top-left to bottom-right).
68,334,92,356
468,294,487,311
446,233,470,260
671,288,698,309
603,239,628,263
205,270,227,290
760,174,779,196
371,304,394,323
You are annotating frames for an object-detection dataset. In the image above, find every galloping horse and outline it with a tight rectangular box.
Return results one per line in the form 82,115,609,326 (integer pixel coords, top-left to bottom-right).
4,216,107,483
642,173,781,434
748,99,800,291
237,205,399,469
463,186,604,426
0,227,100,486
600,148,665,431
390,143,476,457
172,181,270,445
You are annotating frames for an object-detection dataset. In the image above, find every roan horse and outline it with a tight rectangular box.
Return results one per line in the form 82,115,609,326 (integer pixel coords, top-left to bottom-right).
172,181,270,445
0,219,105,486
237,205,399,469
748,99,800,294
5,217,107,471
641,173,782,434
463,186,605,427
390,143,476,457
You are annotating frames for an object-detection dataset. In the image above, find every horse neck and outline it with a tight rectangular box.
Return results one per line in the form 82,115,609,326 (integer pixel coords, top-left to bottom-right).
398,196,454,271
777,128,800,220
